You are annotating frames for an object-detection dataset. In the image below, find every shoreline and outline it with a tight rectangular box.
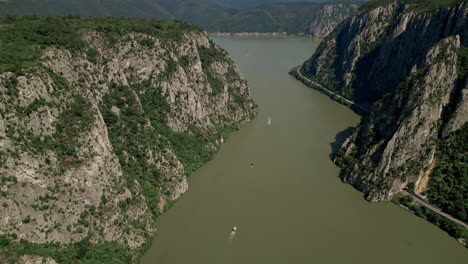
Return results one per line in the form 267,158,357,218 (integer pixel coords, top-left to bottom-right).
209,32,319,37
289,66,370,115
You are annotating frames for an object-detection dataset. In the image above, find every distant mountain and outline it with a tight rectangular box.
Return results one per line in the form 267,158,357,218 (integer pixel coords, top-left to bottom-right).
0,0,360,36
0,0,230,18
0,0,172,17
213,0,329,9
207,1,359,35
157,0,238,30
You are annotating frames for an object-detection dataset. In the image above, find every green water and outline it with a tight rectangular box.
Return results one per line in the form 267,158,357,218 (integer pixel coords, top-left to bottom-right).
141,36,467,264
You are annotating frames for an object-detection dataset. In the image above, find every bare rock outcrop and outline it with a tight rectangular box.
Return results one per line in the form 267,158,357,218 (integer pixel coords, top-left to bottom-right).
0,18,256,262
298,1,467,202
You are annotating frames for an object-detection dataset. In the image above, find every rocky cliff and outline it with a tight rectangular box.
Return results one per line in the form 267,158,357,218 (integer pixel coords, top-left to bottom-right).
306,2,359,37
298,0,467,206
0,17,256,263
207,1,360,36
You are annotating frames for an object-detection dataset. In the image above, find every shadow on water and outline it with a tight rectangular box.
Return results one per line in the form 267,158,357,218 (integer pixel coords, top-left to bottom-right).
329,127,355,160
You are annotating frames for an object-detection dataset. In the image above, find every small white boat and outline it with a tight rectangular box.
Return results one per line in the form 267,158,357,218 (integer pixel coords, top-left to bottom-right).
267,117,272,125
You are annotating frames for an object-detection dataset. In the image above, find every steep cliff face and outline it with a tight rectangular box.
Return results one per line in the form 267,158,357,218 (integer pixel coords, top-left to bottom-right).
306,2,359,37
298,0,467,204
301,1,466,103
336,36,466,201
0,17,256,262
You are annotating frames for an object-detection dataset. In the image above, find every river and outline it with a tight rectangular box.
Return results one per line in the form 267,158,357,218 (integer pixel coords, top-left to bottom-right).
141,36,468,264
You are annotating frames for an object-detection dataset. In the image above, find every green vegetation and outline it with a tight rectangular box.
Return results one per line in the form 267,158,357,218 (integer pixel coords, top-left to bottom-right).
53,96,94,165
0,0,360,34
358,0,397,13
456,47,468,78
297,18,352,99
359,0,465,13
399,195,414,205
289,66,353,109
426,124,468,222
198,41,229,95
100,82,165,217
0,16,200,74
407,0,465,12
217,0,329,9
394,196,468,242
207,1,359,33
0,0,172,18
0,13,251,264
22,95,94,167
299,0,466,106
0,235,132,264
100,79,234,216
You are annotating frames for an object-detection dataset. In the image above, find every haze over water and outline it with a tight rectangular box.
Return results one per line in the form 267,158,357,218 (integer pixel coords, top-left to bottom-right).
141,36,468,264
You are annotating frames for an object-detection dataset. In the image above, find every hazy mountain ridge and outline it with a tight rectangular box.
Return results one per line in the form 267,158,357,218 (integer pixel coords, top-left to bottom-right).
207,1,359,36
213,0,329,9
0,0,360,36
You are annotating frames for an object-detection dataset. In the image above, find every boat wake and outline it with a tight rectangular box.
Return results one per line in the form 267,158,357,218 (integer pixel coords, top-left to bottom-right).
229,231,236,240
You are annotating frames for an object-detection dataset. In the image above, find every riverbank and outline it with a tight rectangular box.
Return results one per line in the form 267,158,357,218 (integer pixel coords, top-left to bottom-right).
291,53,468,248
140,35,468,264
289,66,370,115
209,32,321,37
394,192,468,248
210,32,288,37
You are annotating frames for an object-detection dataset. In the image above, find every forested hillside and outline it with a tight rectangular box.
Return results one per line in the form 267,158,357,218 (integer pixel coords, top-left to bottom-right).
206,1,359,35
213,0,329,9
295,0,467,243
0,0,360,36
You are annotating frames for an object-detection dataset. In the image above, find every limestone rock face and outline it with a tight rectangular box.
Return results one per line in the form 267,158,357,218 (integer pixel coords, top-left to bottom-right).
306,3,359,38
299,1,467,202
0,20,256,261
301,1,466,103
337,36,465,201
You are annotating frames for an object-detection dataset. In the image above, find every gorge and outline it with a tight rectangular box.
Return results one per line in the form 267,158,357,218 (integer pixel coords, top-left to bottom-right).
0,0,467,263
139,35,467,264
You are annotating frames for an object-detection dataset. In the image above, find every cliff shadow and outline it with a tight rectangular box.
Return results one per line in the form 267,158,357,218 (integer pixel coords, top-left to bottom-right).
329,127,355,160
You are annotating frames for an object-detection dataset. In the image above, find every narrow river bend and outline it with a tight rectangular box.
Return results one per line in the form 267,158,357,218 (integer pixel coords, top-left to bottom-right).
141,36,468,264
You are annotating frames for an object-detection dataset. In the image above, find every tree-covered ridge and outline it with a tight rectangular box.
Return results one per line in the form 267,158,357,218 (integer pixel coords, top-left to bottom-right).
0,0,172,18
0,16,201,73
0,0,361,34
427,124,468,222
205,1,359,33
213,0,331,9
359,0,466,13
0,236,133,264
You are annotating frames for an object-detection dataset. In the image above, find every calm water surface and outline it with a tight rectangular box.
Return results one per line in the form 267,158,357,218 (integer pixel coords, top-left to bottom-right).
141,36,468,264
